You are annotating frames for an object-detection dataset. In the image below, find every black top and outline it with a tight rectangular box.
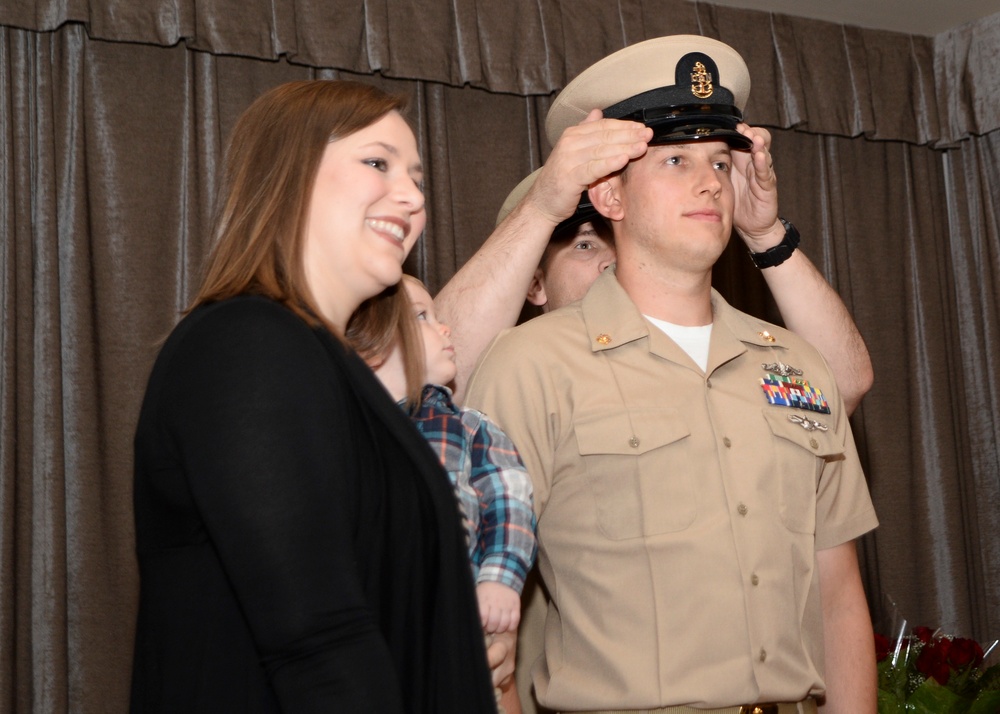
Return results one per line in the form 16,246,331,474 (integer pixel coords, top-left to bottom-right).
131,296,495,713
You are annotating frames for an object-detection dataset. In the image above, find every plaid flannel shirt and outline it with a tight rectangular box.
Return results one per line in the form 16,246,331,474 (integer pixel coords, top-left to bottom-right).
408,385,537,594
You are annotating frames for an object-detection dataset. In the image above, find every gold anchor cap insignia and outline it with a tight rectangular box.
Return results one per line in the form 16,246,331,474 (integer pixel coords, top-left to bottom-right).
690,61,714,99
596,333,612,345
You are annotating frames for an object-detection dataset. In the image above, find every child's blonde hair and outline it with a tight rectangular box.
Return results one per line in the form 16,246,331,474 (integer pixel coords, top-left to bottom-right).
345,275,428,411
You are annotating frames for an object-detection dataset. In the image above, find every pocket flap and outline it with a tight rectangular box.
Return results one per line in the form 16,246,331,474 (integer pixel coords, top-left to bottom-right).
575,407,691,456
762,408,842,459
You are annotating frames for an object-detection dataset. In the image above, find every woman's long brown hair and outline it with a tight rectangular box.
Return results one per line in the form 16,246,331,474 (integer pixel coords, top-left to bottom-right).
189,80,407,334
345,276,426,411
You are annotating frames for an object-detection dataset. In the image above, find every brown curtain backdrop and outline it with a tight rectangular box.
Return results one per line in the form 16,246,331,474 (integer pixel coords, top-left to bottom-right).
1,2,998,711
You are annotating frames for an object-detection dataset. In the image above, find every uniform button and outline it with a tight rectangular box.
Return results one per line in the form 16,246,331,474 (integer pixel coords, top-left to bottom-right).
706,379,713,389
759,648,767,662
723,437,732,448
629,436,640,448
810,438,819,449
751,574,759,586
737,503,748,516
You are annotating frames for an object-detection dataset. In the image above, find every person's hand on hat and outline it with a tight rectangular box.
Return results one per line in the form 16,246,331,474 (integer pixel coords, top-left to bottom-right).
732,123,785,253
530,109,651,225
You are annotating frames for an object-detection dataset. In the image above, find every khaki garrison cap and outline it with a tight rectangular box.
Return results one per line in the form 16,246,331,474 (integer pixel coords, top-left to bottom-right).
545,35,752,150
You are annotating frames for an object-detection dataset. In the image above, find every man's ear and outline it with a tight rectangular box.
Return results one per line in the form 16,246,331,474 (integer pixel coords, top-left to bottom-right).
526,268,548,307
589,177,624,221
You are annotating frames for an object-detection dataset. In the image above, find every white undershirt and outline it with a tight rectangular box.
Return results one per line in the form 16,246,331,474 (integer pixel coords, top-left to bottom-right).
645,316,713,372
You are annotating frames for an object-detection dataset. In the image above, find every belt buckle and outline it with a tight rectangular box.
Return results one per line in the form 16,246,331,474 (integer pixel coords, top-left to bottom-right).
739,706,779,714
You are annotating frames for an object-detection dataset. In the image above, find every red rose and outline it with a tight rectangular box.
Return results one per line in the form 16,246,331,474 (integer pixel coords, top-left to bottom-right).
913,626,936,644
874,633,891,662
916,641,952,685
947,637,984,669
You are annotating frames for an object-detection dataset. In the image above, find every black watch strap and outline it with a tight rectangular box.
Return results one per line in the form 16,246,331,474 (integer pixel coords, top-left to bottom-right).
748,218,800,269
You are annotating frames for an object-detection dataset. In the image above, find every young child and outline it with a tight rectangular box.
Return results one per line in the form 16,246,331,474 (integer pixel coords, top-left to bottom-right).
347,275,537,644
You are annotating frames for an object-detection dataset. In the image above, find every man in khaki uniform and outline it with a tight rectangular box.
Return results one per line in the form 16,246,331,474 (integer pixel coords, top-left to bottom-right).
465,35,878,714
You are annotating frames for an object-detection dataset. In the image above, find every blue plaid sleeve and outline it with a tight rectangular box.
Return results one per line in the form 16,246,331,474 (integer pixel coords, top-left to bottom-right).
466,410,537,594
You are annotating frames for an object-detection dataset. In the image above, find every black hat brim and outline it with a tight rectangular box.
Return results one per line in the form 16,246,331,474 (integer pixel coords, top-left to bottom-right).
623,103,752,150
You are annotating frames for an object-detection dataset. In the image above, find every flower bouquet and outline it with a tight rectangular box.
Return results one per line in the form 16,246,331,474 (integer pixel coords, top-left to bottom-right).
875,623,1000,713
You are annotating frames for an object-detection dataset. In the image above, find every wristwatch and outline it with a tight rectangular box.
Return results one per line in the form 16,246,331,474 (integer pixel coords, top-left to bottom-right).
748,218,800,269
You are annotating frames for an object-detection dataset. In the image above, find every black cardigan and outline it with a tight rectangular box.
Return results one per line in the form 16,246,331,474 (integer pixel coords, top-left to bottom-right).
130,296,495,713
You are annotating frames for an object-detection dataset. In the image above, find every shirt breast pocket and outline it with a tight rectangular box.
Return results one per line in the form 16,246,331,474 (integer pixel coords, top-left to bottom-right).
574,408,695,540
762,409,844,534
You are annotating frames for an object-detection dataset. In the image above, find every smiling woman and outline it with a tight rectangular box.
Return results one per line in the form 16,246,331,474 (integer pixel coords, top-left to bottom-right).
129,81,495,713
302,111,426,330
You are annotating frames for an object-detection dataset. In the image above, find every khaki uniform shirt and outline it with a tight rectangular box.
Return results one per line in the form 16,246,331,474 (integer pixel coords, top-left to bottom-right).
465,269,878,711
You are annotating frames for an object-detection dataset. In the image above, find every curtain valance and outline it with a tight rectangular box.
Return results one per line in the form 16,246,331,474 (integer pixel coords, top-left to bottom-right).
3,1,998,146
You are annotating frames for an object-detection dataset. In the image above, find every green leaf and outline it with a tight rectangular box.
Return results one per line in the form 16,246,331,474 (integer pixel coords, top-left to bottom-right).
977,664,1000,692
908,678,971,714
879,661,919,699
967,690,1000,714
878,688,907,714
